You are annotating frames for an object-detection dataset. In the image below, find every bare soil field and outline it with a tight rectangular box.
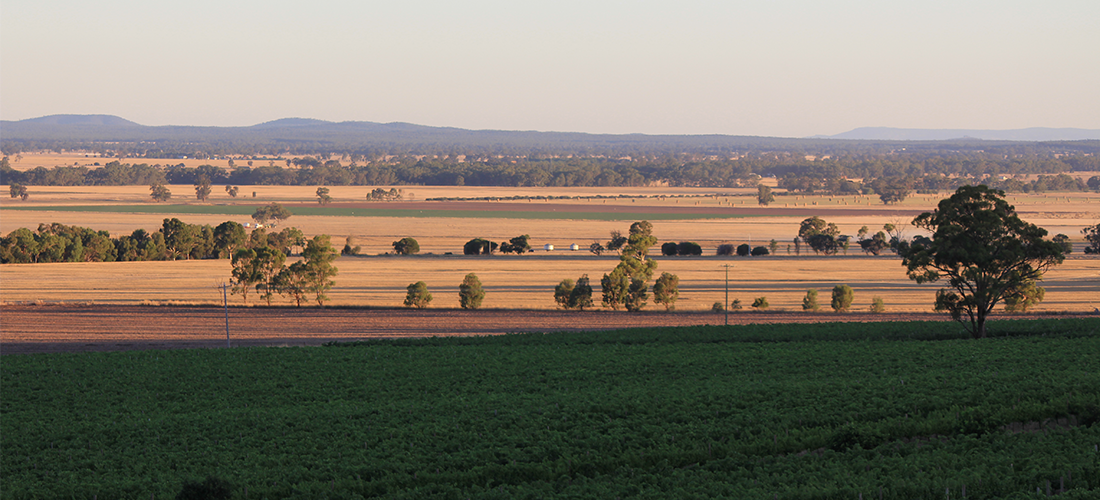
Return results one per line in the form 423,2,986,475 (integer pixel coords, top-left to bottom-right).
0,303,1038,355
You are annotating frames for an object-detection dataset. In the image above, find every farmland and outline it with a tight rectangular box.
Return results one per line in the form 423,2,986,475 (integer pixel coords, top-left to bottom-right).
3,319,1099,498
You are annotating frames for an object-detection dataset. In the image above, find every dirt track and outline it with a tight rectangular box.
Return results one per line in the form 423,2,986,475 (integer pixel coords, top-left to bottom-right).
4,303,1066,355
291,201,926,218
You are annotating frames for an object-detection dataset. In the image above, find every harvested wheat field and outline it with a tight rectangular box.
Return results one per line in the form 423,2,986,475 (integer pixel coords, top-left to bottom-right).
2,254,1097,312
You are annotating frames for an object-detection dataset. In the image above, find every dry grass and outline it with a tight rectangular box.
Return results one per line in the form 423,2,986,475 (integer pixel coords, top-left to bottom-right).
2,255,1096,313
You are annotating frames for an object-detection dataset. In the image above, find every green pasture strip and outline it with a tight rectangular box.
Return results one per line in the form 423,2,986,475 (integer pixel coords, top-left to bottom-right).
3,320,1099,499
0,204,762,221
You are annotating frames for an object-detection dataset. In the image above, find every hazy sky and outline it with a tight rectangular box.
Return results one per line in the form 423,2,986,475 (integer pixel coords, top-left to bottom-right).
2,0,1098,137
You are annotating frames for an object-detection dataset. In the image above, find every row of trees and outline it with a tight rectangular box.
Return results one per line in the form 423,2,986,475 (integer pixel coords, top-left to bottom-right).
403,274,485,309
230,235,338,306
7,153,1100,191
0,220,305,264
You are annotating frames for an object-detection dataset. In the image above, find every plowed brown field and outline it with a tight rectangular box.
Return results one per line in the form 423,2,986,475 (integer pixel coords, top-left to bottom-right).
0,304,977,355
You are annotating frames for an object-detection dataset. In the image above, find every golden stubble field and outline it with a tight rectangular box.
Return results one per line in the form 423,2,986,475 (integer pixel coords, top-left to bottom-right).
2,254,1097,313
1,184,1098,313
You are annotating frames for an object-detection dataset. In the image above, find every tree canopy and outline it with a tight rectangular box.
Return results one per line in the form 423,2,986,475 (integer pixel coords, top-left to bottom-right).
900,185,1065,338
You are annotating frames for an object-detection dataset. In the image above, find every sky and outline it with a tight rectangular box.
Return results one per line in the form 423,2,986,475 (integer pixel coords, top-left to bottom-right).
2,0,1098,137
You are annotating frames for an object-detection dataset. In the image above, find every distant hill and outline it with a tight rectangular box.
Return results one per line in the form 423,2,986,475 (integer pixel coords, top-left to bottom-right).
13,114,141,127
818,127,1100,141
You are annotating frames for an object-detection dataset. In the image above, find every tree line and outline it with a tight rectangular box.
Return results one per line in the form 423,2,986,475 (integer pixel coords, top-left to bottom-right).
5,149,1100,190
0,220,305,264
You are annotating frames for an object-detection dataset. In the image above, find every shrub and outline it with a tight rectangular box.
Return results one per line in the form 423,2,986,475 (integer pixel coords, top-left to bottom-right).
463,238,497,255
736,244,751,257
712,301,725,312
458,273,485,309
404,281,432,308
568,275,594,310
870,296,885,313
392,237,420,255
751,246,769,256
751,296,769,310
716,243,735,256
802,289,820,311
652,272,679,310
661,242,679,256
677,241,702,256
730,299,742,310
831,284,854,312
341,236,361,255
554,278,575,308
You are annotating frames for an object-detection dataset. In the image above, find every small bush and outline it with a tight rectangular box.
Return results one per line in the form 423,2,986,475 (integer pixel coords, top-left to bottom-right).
802,289,820,311
393,237,420,255
831,284,854,312
404,281,432,308
712,301,725,312
458,273,484,310
716,243,735,256
870,296,885,313
661,242,679,256
751,296,769,310
341,236,361,255
751,246,769,256
736,244,751,257
730,299,742,310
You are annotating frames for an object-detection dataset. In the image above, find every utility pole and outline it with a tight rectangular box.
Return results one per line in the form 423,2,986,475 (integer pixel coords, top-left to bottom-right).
222,282,231,348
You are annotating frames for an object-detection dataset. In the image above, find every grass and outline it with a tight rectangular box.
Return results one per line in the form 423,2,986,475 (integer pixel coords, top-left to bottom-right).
2,319,1098,499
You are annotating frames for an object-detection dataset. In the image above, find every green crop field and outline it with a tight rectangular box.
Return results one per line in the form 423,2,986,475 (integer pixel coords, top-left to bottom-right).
0,205,764,221
3,319,1099,499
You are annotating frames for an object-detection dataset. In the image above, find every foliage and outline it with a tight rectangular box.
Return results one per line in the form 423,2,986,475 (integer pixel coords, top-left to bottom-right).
799,216,841,255
768,239,779,254
1003,281,1045,312
341,236,361,255
392,237,420,255
870,296,885,313
1083,223,1100,254
751,296,768,309
730,298,742,310
212,221,246,259
251,203,291,224
231,246,285,304
556,275,595,310
756,184,774,205
273,261,310,307
194,176,212,201
300,235,339,306
652,272,679,310
4,320,1099,498
588,241,604,256
901,185,1066,338
736,243,750,256
1052,233,1072,254
606,230,627,253
224,185,239,197
175,476,232,500
404,281,432,308
802,289,820,311
366,187,402,201
716,243,735,256
601,221,658,311
750,246,769,256
463,238,497,255
458,273,485,310
711,301,724,312
9,183,28,201
499,234,532,254
859,231,889,255
316,186,332,205
831,284,854,312
149,183,172,202
661,242,678,256
676,241,702,256
554,278,575,308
